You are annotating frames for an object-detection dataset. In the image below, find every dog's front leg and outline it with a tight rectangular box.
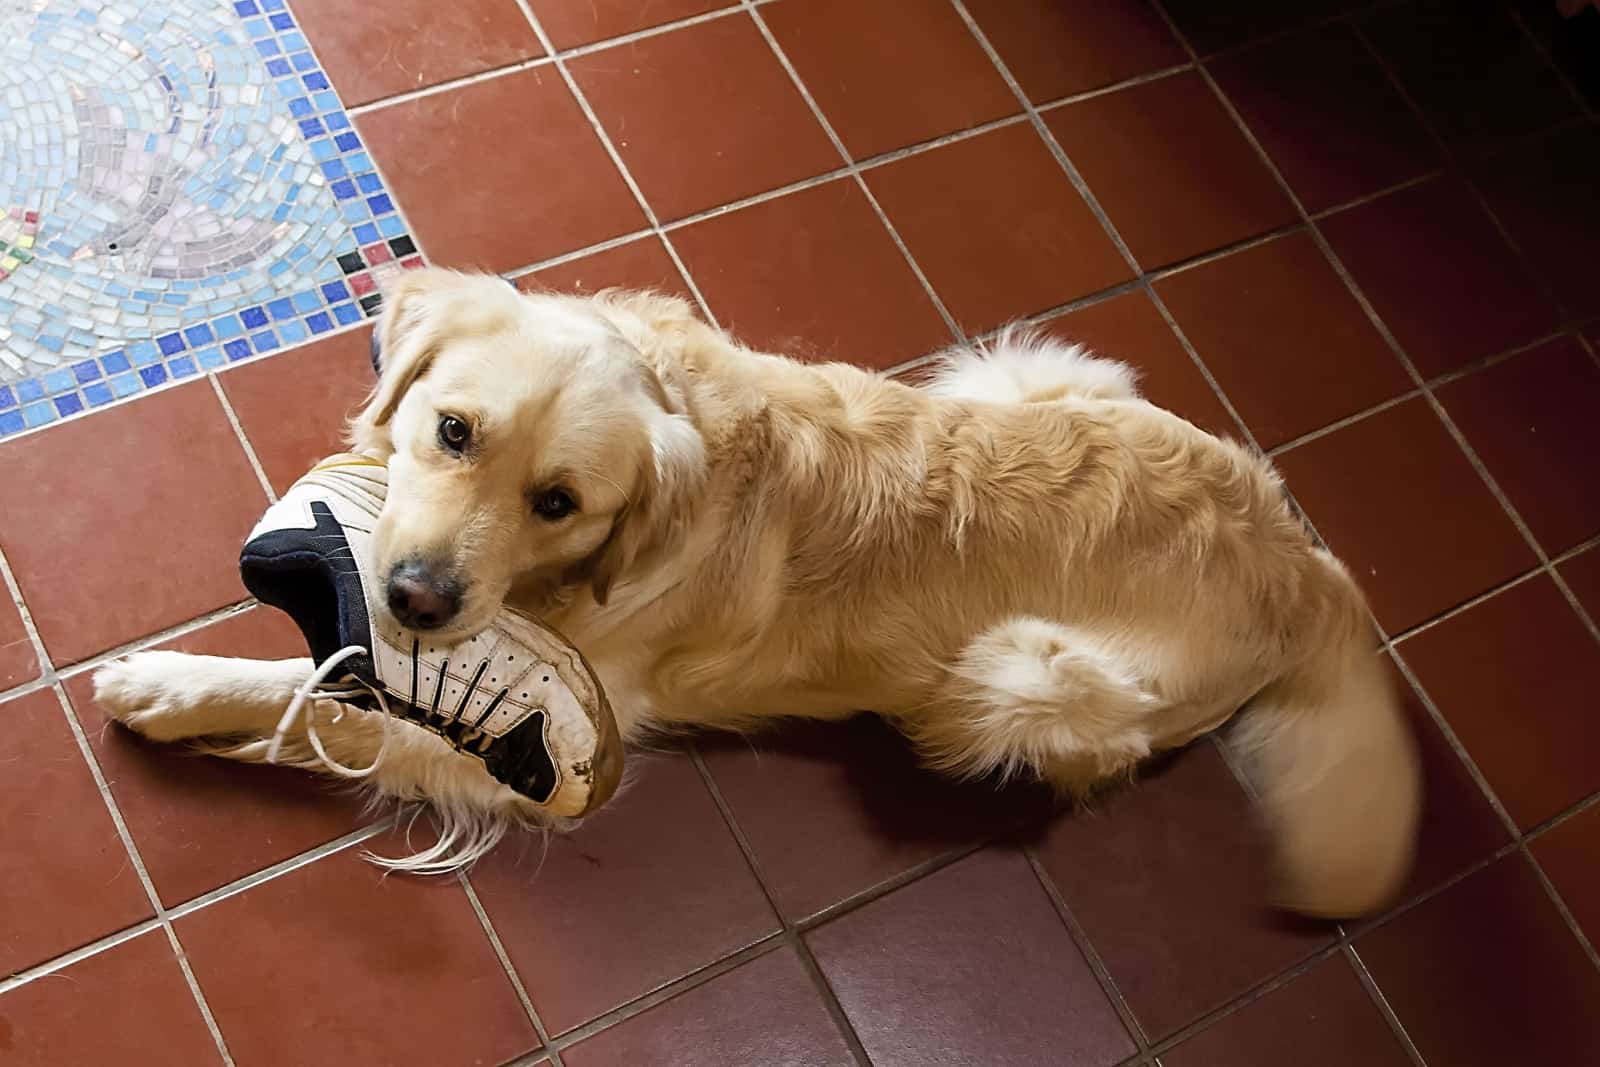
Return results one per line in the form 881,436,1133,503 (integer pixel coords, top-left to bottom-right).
94,650,313,741
93,651,553,829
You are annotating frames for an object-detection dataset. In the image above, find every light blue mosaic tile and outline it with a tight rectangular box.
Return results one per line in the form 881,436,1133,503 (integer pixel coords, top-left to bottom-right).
0,0,423,437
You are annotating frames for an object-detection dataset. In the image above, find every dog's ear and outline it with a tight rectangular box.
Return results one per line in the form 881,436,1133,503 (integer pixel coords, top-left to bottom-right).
349,270,518,448
578,377,705,606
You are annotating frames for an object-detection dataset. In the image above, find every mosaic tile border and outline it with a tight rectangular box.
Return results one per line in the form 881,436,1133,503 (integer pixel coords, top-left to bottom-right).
0,0,423,438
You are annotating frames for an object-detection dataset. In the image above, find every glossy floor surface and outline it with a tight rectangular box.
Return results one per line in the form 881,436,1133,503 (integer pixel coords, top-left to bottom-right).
2,1,1598,1065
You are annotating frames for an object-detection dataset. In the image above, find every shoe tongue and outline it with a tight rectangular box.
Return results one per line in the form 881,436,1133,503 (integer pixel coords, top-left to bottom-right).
239,499,379,687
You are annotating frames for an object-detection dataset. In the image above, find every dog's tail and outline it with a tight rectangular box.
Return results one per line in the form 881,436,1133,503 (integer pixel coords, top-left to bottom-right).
1230,559,1421,918
924,327,1141,405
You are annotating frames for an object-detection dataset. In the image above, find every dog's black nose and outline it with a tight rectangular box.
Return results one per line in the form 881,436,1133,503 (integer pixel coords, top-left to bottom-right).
386,562,461,630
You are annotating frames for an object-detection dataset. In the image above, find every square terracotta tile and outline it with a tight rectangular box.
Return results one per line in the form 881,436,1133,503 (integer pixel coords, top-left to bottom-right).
290,0,543,108
561,948,854,1067
1273,397,1536,633
1360,0,1578,152
0,931,220,1066
569,16,840,221
0,383,267,666
1037,291,1235,438
1437,338,1600,554
1044,71,1298,269
1159,0,1348,54
670,178,951,368
218,328,377,497
965,0,1187,104
807,848,1134,1067
1473,126,1600,318
865,124,1132,332
178,832,536,1065
1155,231,1410,448
1161,955,1411,1067
1209,24,1441,213
1034,743,1333,1039
1319,177,1561,378
1383,656,1511,900
358,69,644,273
0,591,40,691
524,0,730,50
518,237,695,302
1558,545,1600,621
699,716,1053,921
764,0,1017,159
1356,854,1600,1067
1532,802,1600,946
1398,576,1600,830
0,689,151,976
63,608,372,908
470,753,778,1034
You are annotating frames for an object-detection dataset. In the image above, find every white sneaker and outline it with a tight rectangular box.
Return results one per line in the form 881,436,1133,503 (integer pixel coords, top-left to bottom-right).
238,454,623,817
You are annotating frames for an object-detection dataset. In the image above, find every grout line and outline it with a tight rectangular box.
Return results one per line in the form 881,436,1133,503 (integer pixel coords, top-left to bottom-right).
1263,328,1571,459
0,917,164,995
460,873,562,1067
43,684,237,1065
1023,848,1151,1051
1520,843,1600,973
57,600,260,681
1305,169,1446,220
1144,939,1352,1060
1342,943,1427,1066
1577,324,1600,374
208,374,278,504
1347,14,1584,348
343,4,758,119
1505,2,1598,120
1331,24,1600,652
162,818,396,922
1,814,388,994
949,0,1263,451
0,596,258,709
541,934,789,1053
281,0,434,275
506,109,1038,277
0,542,54,694
1034,63,1194,113
739,0,965,346
501,226,659,284
792,841,987,933
1153,0,1583,849
688,747,874,1066
947,0,1140,279
1386,531,1600,647
1150,0,1600,1011
505,0,722,329
345,56,553,117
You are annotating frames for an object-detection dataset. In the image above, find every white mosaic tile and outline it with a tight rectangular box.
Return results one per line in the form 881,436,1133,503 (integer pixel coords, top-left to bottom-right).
0,0,423,435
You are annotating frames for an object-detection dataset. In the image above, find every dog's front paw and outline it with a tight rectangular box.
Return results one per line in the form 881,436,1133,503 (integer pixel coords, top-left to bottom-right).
93,650,211,741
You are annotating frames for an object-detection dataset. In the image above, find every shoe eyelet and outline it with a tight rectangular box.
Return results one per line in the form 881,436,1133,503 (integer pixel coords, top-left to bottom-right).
542,675,549,683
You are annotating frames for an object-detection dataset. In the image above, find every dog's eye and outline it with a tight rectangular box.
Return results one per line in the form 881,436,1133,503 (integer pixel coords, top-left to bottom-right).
532,488,577,521
438,415,471,454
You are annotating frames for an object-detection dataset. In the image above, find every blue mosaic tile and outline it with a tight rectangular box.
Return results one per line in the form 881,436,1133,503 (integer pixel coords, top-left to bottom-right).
0,0,424,438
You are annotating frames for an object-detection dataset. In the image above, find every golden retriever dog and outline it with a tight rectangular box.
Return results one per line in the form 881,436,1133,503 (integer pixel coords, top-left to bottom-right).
95,268,1420,917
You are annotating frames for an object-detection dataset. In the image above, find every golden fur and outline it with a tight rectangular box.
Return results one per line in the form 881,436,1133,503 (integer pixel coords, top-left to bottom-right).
95,268,1420,917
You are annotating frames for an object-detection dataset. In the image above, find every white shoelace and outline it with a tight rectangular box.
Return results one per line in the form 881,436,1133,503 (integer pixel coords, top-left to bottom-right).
266,645,394,779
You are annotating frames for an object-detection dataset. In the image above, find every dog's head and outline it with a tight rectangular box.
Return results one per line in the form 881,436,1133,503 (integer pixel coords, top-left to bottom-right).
349,269,705,640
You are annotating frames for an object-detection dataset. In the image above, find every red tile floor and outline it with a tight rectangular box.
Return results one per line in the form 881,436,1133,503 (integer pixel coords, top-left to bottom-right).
3,1,1599,1064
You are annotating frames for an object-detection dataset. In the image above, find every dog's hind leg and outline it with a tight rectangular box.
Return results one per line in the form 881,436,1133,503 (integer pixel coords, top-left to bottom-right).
903,617,1165,795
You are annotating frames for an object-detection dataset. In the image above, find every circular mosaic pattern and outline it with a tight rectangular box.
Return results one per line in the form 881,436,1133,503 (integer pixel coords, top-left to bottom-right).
0,0,346,379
